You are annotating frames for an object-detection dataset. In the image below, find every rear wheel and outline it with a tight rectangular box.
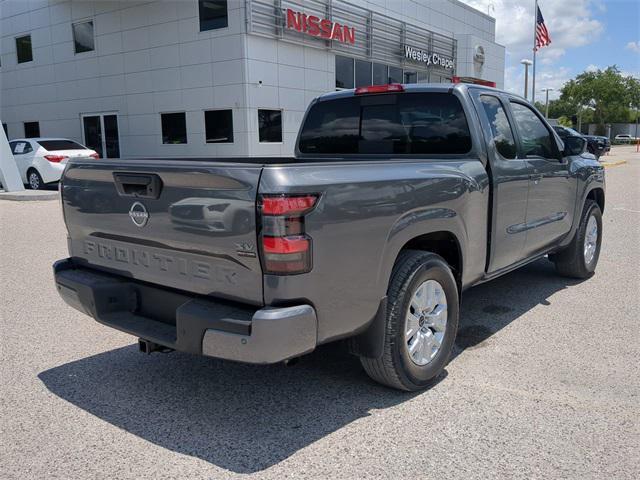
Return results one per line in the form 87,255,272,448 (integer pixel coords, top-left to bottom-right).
361,251,459,391
552,200,602,278
27,169,44,190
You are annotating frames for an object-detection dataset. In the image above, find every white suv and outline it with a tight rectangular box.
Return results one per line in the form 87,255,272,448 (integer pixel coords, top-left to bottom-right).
8,138,99,190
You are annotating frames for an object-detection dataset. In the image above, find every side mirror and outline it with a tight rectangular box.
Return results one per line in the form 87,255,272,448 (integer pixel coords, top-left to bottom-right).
563,136,587,156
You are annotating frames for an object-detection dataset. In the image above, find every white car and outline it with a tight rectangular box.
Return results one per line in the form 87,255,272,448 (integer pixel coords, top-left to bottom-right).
614,134,636,143
8,137,99,190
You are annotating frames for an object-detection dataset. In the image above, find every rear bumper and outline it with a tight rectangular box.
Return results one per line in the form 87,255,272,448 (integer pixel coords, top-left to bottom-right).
53,258,317,364
36,159,65,184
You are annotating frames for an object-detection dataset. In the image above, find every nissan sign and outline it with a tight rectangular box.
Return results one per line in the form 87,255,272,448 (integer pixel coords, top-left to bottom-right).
286,8,356,45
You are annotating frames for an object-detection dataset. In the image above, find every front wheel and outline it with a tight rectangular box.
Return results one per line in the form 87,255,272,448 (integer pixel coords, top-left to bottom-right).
552,200,602,278
361,251,459,391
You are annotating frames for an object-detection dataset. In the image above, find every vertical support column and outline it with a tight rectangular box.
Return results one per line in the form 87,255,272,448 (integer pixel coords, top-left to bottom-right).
274,0,282,38
245,0,253,34
400,22,406,57
326,0,333,49
366,11,373,58
0,125,24,192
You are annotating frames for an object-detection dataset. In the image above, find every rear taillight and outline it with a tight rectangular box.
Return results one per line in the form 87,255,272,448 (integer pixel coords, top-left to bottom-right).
259,194,319,274
89,152,100,159
44,155,68,163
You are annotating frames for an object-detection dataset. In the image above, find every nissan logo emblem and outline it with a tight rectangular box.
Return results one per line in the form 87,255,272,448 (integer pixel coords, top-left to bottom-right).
129,202,149,227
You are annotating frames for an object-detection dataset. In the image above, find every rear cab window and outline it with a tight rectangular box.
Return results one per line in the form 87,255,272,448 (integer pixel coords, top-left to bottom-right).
299,92,472,156
38,140,85,151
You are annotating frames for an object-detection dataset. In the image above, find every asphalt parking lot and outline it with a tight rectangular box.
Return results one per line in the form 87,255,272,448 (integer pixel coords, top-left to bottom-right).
1,148,638,479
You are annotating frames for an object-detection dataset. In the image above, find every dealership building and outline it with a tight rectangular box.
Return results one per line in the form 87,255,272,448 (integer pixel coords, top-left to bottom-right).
0,0,505,158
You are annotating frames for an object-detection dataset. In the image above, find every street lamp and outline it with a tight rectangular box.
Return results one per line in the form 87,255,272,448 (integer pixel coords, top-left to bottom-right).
541,88,554,118
521,59,533,100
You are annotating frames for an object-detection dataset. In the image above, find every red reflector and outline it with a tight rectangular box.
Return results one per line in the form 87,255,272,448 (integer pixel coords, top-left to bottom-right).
263,236,309,254
261,195,318,216
43,155,68,163
89,152,100,159
355,83,404,95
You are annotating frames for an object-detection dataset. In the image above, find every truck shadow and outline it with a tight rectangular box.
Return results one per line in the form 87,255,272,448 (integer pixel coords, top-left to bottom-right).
38,343,420,473
454,257,582,357
38,258,581,473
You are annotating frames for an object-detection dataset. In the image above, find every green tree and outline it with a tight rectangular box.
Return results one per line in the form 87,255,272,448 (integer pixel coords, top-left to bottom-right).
560,66,637,133
557,116,573,127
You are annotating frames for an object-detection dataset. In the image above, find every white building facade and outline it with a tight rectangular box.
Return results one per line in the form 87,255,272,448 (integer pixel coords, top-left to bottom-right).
0,0,505,158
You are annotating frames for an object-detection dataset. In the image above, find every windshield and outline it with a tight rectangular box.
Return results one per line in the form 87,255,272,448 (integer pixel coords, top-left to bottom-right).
299,93,472,155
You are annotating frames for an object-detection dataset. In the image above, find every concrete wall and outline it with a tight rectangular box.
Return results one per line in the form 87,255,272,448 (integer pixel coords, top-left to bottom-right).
0,0,505,158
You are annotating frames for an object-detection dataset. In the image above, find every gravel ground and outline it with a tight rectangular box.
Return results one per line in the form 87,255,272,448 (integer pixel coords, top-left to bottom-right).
1,149,638,479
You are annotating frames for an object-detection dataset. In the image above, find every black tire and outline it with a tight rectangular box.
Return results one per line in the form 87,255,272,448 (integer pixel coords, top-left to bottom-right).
361,250,459,391
552,200,602,278
27,169,44,190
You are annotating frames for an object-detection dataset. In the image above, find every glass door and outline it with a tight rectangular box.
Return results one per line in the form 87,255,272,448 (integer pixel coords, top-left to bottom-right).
82,113,120,158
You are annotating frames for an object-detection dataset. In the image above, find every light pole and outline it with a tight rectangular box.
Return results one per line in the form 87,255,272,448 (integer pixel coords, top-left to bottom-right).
521,59,533,100
541,88,553,118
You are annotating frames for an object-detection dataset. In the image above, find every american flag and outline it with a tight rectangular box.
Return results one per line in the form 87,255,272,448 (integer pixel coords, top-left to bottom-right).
535,5,551,51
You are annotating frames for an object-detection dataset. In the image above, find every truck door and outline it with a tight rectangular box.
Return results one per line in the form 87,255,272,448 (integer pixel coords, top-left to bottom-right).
508,101,575,256
471,91,530,272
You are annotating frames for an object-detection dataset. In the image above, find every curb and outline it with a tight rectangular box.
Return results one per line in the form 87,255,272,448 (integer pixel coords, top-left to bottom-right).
0,191,59,201
601,160,627,168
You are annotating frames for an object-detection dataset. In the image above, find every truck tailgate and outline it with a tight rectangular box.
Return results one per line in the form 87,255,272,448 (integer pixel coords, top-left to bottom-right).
61,159,264,305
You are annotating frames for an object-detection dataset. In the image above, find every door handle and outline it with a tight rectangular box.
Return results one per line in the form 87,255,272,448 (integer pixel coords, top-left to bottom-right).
113,173,163,199
530,173,543,184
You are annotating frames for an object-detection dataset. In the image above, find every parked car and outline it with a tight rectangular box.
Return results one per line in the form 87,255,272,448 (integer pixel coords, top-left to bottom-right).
53,84,604,391
614,134,636,143
584,134,610,156
8,138,99,190
552,126,606,158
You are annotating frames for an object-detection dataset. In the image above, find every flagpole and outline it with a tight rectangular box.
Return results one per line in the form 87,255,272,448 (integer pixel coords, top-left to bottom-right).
532,0,537,103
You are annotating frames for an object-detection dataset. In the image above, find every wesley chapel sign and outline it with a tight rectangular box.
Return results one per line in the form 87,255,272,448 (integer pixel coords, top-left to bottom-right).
404,45,455,70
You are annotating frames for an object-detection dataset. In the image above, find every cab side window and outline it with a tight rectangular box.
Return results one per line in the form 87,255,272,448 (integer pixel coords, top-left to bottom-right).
510,102,556,158
479,95,517,159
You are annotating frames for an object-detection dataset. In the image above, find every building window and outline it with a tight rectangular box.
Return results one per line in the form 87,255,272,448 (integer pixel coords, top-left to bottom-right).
404,71,417,84
258,109,282,143
16,35,33,64
205,109,233,143
355,60,372,88
372,63,387,85
24,122,40,138
335,55,354,89
388,66,402,84
73,21,95,54
199,0,228,31
161,113,187,144
417,72,429,84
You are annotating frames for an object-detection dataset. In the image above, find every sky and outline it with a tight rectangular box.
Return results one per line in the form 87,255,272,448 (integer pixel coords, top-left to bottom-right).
461,0,640,100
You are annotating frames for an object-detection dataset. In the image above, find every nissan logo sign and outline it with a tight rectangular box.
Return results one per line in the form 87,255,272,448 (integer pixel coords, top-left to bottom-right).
129,202,149,227
474,45,485,66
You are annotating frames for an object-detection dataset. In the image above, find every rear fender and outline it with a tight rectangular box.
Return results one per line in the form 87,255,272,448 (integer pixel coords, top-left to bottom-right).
377,210,467,294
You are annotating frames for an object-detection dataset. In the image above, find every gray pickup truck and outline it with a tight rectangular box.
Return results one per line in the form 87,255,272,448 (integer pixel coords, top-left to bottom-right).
53,84,604,391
